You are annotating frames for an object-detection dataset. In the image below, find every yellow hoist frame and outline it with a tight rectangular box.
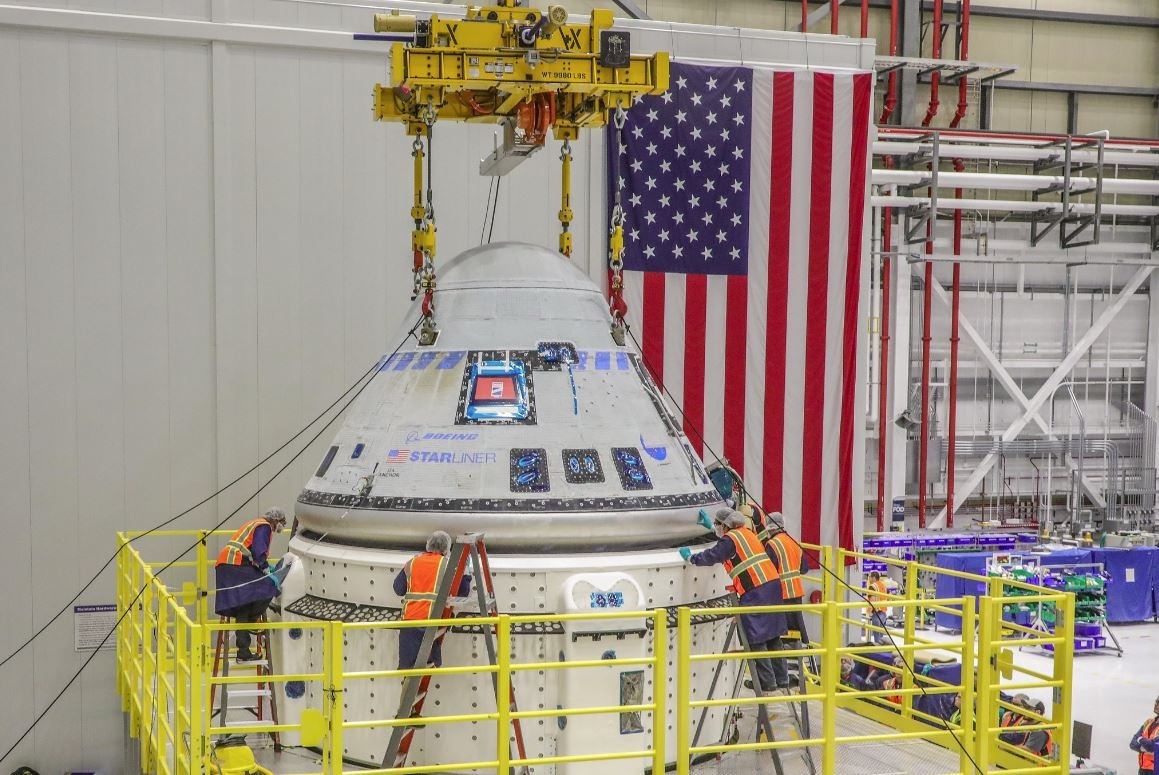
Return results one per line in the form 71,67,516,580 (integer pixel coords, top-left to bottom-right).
370,2,669,342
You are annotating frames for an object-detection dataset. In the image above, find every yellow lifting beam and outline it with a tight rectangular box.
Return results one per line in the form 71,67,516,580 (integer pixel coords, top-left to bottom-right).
372,4,669,139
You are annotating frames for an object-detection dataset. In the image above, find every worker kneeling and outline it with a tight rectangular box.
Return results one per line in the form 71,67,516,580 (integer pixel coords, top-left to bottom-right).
1000,694,1054,759
681,509,790,692
393,531,472,670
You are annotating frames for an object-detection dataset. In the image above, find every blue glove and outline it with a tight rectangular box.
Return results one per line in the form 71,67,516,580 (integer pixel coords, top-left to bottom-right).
266,570,281,591
679,547,692,562
697,508,714,531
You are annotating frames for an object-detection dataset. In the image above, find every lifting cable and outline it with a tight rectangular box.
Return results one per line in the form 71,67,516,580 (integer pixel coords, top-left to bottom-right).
622,324,987,775
606,107,629,344
0,317,426,765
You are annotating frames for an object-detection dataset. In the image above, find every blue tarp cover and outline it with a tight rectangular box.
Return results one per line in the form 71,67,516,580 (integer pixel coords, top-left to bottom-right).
1089,547,1158,623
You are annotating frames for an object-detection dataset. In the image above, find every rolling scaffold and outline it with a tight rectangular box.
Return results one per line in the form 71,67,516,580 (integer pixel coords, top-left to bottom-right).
367,1,669,346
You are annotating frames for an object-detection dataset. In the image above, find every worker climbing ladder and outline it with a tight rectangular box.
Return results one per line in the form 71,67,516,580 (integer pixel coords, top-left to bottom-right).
210,614,281,750
692,603,815,775
382,533,529,772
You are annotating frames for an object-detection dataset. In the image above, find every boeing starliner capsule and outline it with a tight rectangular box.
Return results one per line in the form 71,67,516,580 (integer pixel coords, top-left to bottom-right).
276,242,740,771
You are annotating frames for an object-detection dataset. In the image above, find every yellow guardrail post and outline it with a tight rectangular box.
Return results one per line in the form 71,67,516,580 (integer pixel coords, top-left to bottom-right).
676,607,691,775
326,620,346,775
903,560,918,643
975,596,995,770
822,601,839,773
651,609,667,775
157,590,171,774
959,596,976,774
196,530,210,626
116,535,127,710
1053,591,1074,768
824,546,837,602
189,619,206,774
140,579,154,771
174,614,187,775
497,615,512,775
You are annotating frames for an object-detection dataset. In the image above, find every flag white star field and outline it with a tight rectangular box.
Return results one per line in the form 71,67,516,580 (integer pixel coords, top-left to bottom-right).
611,62,873,551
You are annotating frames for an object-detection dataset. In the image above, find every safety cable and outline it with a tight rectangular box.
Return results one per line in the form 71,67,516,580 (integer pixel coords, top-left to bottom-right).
0,351,398,671
487,177,502,244
623,324,986,775
0,317,423,765
479,176,497,245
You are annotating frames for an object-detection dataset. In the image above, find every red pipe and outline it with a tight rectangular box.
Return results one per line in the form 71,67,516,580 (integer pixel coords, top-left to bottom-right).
861,0,870,38
877,208,893,533
802,0,809,31
918,225,934,529
878,0,899,124
921,0,944,126
831,0,839,34
948,0,971,130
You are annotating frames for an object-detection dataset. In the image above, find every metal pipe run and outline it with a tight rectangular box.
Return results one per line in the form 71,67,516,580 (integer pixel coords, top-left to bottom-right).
879,0,900,124
870,195,1159,218
872,168,1159,197
861,0,869,37
877,130,1159,154
921,0,944,127
831,0,840,34
878,208,893,533
802,0,809,31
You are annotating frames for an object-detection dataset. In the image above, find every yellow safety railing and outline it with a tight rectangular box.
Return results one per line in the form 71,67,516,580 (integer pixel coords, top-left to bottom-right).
116,532,1074,775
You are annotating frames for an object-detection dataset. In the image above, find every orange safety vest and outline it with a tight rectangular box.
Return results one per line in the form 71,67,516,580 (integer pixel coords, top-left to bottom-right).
1000,712,1054,758
765,532,805,600
216,518,269,567
722,527,779,596
865,578,888,615
1138,717,1159,770
402,552,448,621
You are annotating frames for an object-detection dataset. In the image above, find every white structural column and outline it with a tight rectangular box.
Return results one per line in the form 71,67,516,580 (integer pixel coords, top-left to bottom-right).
932,265,1156,526
1145,279,1159,467
930,278,1107,512
883,249,912,521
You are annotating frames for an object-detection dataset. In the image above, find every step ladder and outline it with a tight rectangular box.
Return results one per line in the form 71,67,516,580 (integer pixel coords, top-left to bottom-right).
382,533,529,772
692,601,815,775
210,614,281,750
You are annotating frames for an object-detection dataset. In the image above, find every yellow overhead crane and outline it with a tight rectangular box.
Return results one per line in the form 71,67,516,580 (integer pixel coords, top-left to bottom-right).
368,2,668,344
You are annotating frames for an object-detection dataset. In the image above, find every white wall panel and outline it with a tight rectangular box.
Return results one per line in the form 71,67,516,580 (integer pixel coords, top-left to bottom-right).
0,27,37,769
70,34,129,766
20,30,85,768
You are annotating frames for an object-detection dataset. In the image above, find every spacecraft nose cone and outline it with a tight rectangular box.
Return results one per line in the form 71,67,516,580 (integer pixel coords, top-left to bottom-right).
296,242,724,551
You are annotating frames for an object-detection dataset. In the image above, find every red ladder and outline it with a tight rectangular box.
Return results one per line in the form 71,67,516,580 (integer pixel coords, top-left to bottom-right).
210,614,281,750
383,533,528,772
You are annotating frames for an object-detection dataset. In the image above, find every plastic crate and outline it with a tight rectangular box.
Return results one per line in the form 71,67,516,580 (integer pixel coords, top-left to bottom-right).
953,535,977,546
1093,635,1106,648
1075,622,1102,637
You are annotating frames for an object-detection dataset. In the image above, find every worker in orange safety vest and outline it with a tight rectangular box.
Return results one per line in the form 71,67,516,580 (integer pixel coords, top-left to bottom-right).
999,694,1055,759
214,508,288,661
1130,696,1159,774
393,530,471,670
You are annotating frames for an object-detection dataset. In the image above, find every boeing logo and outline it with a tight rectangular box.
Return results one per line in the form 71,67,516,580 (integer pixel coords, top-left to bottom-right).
405,431,480,443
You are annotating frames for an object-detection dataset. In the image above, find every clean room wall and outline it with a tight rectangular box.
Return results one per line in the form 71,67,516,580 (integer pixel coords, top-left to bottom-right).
0,3,871,771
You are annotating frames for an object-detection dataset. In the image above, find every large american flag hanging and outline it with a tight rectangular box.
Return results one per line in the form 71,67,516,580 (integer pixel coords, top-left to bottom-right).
611,61,873,552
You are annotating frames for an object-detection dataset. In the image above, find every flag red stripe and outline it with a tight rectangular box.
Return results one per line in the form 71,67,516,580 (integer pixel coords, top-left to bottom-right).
762,71,795,514
838,74,872,556
683,274,708,456
642,272,666,385
800,73,835,546
723,275,747,477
